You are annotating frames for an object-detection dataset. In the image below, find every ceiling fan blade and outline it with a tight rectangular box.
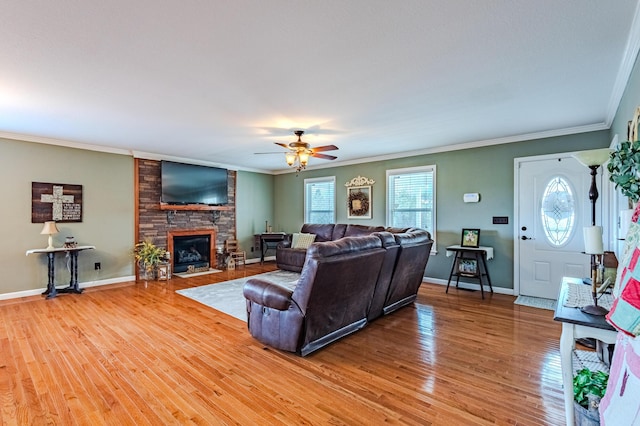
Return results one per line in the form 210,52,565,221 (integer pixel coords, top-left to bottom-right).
312,153,337,160
311,145,339,153
274,142,290,149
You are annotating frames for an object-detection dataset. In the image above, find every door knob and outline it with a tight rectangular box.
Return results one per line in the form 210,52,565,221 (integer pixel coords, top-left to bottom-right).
521,236,531,240
521,226,527,231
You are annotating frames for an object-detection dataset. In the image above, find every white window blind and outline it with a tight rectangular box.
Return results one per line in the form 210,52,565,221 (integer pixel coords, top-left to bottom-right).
304,176,336,224
387,165,436,241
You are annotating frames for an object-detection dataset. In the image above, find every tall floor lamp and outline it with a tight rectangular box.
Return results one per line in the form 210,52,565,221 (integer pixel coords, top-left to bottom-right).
572,148,612,316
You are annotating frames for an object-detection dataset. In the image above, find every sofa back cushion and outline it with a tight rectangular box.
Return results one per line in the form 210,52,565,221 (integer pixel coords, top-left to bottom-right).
291,236,385,351
383,229,433,313
344,224,385,237
301,223,335,242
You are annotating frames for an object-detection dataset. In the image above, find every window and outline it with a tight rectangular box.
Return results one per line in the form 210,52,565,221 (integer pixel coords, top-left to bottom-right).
387,165,436,244
304,177,335,223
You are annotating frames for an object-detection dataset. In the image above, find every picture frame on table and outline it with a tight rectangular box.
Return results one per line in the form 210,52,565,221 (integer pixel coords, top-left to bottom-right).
461,228,480,248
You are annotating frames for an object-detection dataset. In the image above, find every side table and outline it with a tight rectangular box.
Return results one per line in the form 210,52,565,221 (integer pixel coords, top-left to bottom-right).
445,245,494,299
258,232,288,263
26,245,96,299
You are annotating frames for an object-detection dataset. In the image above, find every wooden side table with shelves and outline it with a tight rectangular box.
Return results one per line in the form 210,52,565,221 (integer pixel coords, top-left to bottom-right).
445,245,494,299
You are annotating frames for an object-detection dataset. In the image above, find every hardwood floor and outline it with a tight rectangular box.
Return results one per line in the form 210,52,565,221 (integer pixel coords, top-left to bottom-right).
0,263,568,425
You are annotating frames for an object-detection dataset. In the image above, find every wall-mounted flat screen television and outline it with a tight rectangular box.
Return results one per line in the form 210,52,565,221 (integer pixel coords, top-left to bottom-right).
161,161,228,205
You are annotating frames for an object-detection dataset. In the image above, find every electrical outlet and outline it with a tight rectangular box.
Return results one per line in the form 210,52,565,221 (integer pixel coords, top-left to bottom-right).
94,262,101,270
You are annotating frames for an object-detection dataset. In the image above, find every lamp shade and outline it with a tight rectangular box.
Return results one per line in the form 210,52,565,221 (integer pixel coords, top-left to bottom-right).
285,152,296,166
584,226,604,254
40,221,59,235
298,152,309,166
572,148,612,167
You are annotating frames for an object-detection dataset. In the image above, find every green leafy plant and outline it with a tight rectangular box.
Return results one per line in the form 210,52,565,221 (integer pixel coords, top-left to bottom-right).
573,368,609,410
133,240,167,273
607,140,640,203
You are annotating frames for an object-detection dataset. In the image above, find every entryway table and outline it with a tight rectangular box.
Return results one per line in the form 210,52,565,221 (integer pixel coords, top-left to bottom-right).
26,245,95,298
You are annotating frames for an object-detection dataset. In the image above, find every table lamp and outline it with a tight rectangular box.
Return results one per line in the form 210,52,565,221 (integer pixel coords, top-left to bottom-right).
40,221,59,250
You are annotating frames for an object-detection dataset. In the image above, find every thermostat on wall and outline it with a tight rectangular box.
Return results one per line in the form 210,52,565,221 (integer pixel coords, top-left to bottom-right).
463,193,480,203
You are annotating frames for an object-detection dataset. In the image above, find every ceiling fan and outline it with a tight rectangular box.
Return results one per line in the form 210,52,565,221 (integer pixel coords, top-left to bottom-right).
256,130,339,172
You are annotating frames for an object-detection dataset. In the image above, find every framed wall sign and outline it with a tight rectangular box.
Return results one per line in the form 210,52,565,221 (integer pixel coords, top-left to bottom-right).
32,182,83,223
461,228,480,248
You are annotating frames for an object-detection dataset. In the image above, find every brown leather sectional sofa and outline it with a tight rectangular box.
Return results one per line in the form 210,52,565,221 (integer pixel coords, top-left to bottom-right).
242,224,433,356
275,223,386,272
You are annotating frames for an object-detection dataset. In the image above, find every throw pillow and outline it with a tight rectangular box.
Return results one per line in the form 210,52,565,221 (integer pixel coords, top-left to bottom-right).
292,233,316,249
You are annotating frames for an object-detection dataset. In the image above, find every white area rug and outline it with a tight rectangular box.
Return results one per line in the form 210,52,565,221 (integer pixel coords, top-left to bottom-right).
176,270,300,320
173,268,222,278
514,295,557,311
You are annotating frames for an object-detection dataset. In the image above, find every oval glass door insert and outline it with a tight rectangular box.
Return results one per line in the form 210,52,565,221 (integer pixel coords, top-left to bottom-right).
540,176,576,247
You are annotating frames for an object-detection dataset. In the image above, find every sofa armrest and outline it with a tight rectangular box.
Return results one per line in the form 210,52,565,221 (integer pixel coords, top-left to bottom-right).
243,278,294,311
277,240,292,249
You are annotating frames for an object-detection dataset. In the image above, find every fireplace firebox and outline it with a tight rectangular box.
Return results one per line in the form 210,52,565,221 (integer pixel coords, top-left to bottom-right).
167,229,217,273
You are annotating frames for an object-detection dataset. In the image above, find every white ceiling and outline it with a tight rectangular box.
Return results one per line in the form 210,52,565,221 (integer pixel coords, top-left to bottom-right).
1,1,639,173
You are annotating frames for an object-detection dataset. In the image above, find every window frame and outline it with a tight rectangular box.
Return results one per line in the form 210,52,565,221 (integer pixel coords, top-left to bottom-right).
386,165,436,250
304,176,336,224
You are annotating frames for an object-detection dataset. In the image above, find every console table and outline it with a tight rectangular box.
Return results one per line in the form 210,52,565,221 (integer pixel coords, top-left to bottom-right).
553,276,617,426
26,245,95,299
445,245,494,299
257,233,288,263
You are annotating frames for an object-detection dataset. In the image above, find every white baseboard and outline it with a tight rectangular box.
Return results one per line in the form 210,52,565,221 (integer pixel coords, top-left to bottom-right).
0,275,136,301
424,276,514,296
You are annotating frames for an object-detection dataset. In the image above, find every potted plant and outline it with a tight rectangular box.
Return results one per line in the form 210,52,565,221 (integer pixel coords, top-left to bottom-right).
607,140,640,205
573,367,609,425
133,240,167,280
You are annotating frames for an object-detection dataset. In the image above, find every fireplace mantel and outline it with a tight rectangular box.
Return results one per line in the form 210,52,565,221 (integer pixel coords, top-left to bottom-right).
167,229,217,270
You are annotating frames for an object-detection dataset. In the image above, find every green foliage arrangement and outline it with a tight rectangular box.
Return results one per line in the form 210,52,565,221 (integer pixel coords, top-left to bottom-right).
573,368,609,410
607,140,640,203
133,240,167,272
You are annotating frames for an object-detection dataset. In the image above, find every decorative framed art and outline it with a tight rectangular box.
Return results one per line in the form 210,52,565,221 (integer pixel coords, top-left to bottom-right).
461,228,480,248
345,175,375,220
32,182,83,223
347,186,372,219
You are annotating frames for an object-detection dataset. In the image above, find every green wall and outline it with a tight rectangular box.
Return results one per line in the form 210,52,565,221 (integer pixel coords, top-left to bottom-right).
236,170,275,259
0,137,134,295
611,52,640,143
274,131,610,291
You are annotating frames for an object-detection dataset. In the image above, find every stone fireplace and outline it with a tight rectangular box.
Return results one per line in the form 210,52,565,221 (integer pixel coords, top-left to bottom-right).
167,229,217,273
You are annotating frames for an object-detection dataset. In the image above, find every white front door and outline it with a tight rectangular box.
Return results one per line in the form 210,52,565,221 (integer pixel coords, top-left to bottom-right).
517,155,597,299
